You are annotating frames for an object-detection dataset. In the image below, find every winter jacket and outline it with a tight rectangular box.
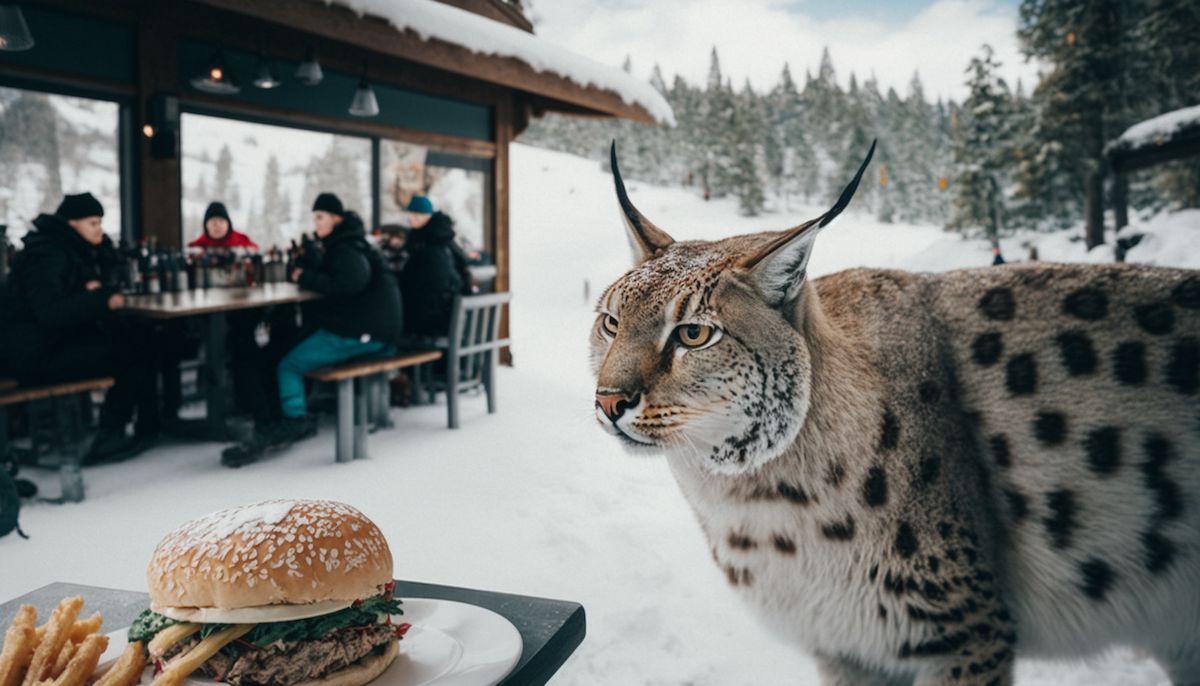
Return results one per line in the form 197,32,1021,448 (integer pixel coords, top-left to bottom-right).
297,212,404,345
188,229,259,250
399,212,473,336
0,214,119,370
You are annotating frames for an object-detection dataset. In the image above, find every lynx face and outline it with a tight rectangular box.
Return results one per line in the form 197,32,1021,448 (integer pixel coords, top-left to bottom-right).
589,240,813,474
591,141,875,475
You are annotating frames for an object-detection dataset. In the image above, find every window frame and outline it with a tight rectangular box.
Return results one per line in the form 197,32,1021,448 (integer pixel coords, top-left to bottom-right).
0,75,135,243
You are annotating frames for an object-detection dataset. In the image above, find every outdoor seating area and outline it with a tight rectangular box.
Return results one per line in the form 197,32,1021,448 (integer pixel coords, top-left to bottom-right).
0,0,666,509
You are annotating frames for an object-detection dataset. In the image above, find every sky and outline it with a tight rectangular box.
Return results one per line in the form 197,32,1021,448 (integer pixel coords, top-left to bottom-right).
528,0,1041,103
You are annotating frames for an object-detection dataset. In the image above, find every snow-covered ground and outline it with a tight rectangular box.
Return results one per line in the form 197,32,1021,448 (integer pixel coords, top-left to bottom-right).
4,143,1192,685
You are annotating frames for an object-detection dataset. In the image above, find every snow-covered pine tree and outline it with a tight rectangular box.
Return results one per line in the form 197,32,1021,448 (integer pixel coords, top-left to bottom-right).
948,45,1012,248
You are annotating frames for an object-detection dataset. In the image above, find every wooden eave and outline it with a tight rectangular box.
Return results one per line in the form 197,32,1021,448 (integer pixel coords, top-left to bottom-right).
191,0,658,125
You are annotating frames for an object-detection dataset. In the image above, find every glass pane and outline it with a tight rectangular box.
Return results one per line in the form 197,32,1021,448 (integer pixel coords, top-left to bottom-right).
180,112,372,249
0,86,122,245
379,140,489,261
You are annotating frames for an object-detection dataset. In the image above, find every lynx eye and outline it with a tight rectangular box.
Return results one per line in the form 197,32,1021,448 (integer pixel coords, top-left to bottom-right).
675,323,716,349
601,314,620,337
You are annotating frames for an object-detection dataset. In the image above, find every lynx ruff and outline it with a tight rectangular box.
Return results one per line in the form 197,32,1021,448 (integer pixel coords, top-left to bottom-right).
589,140,1200,685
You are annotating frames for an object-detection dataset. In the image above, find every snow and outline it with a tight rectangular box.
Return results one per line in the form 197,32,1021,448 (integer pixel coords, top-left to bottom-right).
323,0,675,126
1109,103,1200,152
3,142,1187,685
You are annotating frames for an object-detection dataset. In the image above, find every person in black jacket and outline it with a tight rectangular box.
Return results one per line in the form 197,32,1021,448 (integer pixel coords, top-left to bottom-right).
398,196,474,337
221,193,403,466
0,193,158,462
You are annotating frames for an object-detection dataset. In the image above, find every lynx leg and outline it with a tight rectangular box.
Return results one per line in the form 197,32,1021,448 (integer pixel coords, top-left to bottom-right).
815,654,912,686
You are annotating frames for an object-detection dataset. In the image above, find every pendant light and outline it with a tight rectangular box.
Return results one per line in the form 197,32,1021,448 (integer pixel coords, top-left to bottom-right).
348,59,379,117
0,4,35,51
190,48,240,94
252,52,281,89
295,47,323,85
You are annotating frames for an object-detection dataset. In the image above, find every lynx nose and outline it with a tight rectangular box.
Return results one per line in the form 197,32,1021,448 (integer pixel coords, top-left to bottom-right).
596,390,641,423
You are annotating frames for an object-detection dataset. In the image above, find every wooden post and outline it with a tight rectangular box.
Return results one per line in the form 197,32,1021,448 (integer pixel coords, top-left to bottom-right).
136,3,182,248
494,95,513,366
1084,168,1105,250
1113,171,1129,231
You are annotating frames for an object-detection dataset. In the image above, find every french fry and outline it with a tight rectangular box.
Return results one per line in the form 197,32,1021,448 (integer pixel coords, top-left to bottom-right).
91,642,145,686
151,625,252,686
48,642,73,681
46,634,106,686
145,625,199,660
22,597,83,686
0,606,37,686
66,616,102,646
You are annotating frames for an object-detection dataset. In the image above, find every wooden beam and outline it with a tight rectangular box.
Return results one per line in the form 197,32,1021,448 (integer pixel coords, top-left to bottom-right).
494,94,512,365
0,62,136,98
182,92,497,158
191,0,659,125
137,1,183,249
1110,131,1200,173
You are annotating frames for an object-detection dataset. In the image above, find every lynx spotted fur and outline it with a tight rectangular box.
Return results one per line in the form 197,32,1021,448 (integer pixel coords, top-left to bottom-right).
590,142,1200,685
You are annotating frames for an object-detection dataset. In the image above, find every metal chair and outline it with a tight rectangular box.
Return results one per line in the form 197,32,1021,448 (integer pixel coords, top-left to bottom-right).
424,292,512,429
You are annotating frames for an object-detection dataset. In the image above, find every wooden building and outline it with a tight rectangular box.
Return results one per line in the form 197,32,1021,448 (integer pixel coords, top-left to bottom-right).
0,0,671,346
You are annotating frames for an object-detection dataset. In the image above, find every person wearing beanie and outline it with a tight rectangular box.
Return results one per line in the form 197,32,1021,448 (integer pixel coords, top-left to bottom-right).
221,193,404,466
399,195,474,336
188,201,259,249
0,193,159,463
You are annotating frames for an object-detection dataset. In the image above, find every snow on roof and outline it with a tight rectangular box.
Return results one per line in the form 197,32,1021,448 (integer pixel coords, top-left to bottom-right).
1109,103,1200,153
324,0,676,126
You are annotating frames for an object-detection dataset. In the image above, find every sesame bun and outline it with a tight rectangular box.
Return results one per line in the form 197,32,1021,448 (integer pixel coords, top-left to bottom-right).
148,500,393,611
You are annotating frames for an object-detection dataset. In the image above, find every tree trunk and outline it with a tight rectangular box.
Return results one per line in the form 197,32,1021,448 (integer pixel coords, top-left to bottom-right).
1084,169,1105,250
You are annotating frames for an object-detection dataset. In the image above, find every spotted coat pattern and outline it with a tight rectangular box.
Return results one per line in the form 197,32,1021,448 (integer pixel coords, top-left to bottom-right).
592,241,1200,686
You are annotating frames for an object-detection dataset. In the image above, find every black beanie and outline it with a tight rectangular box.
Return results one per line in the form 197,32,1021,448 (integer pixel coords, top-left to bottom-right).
55,192,104,220
203,202,233,231
312,193,344,216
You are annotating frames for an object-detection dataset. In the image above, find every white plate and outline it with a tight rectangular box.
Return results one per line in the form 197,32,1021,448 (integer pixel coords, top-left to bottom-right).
99,598,522,686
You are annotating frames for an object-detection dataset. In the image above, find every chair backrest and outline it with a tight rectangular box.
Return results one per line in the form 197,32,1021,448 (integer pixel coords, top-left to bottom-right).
447,292,512,384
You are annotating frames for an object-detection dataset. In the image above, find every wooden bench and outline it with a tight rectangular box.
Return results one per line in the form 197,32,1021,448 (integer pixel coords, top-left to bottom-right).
0,377,116,503
306,350,442,463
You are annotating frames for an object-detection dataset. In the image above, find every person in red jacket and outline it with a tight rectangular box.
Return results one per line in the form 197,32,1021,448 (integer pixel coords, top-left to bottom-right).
188,202,258,249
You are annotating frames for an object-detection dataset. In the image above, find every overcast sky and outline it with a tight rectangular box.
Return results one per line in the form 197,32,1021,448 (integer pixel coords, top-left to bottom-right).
529,0,1041,103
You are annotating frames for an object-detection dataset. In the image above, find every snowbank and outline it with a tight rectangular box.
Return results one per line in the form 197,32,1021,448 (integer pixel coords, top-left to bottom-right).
1108,103,1200,152
324,0,675,126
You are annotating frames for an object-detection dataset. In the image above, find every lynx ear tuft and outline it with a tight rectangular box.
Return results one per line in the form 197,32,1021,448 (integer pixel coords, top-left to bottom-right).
612,140,675,264
738,140,876,306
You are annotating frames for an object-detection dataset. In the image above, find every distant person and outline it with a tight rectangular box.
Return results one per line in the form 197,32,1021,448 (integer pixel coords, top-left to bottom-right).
399,195,473,337
0,193,158,462
222,193,403,466
182,201,295,432
188,202,258,249
991,246,1006,266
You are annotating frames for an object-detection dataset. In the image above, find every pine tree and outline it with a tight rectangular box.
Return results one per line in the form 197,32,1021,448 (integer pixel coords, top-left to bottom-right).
949,45,1012,246
213,144,233,202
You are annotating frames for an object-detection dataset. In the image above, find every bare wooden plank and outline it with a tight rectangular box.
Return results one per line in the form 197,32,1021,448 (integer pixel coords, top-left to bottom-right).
0,378,115,406
494,97,513,365
307,350,443,382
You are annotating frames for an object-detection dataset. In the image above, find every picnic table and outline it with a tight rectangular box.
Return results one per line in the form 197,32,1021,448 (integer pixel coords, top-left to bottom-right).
1,581,586,686
120,284,321,440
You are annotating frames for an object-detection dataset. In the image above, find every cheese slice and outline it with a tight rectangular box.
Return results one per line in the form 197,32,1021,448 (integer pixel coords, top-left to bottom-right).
153,600,353,624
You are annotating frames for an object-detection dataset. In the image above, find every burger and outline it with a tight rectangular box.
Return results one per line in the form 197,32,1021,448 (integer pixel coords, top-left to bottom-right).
128,500,406,686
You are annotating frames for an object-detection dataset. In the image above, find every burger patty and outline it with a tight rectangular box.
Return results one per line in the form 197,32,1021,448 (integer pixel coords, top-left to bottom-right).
195,625,396,686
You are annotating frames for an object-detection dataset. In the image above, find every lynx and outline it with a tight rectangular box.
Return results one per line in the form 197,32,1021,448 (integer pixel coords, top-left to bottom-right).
590,141,1200,685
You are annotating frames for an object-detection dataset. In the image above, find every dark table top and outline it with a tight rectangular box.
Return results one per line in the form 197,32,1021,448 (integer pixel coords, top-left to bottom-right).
120,283,321,319
1,581,585,686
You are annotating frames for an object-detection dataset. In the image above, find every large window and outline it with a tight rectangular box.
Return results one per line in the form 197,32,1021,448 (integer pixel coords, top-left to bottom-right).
0,85,123,245
380,140,489,256
180,113,372,249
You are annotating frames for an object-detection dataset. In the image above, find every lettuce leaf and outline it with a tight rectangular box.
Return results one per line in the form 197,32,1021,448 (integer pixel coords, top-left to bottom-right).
128,594,404,652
